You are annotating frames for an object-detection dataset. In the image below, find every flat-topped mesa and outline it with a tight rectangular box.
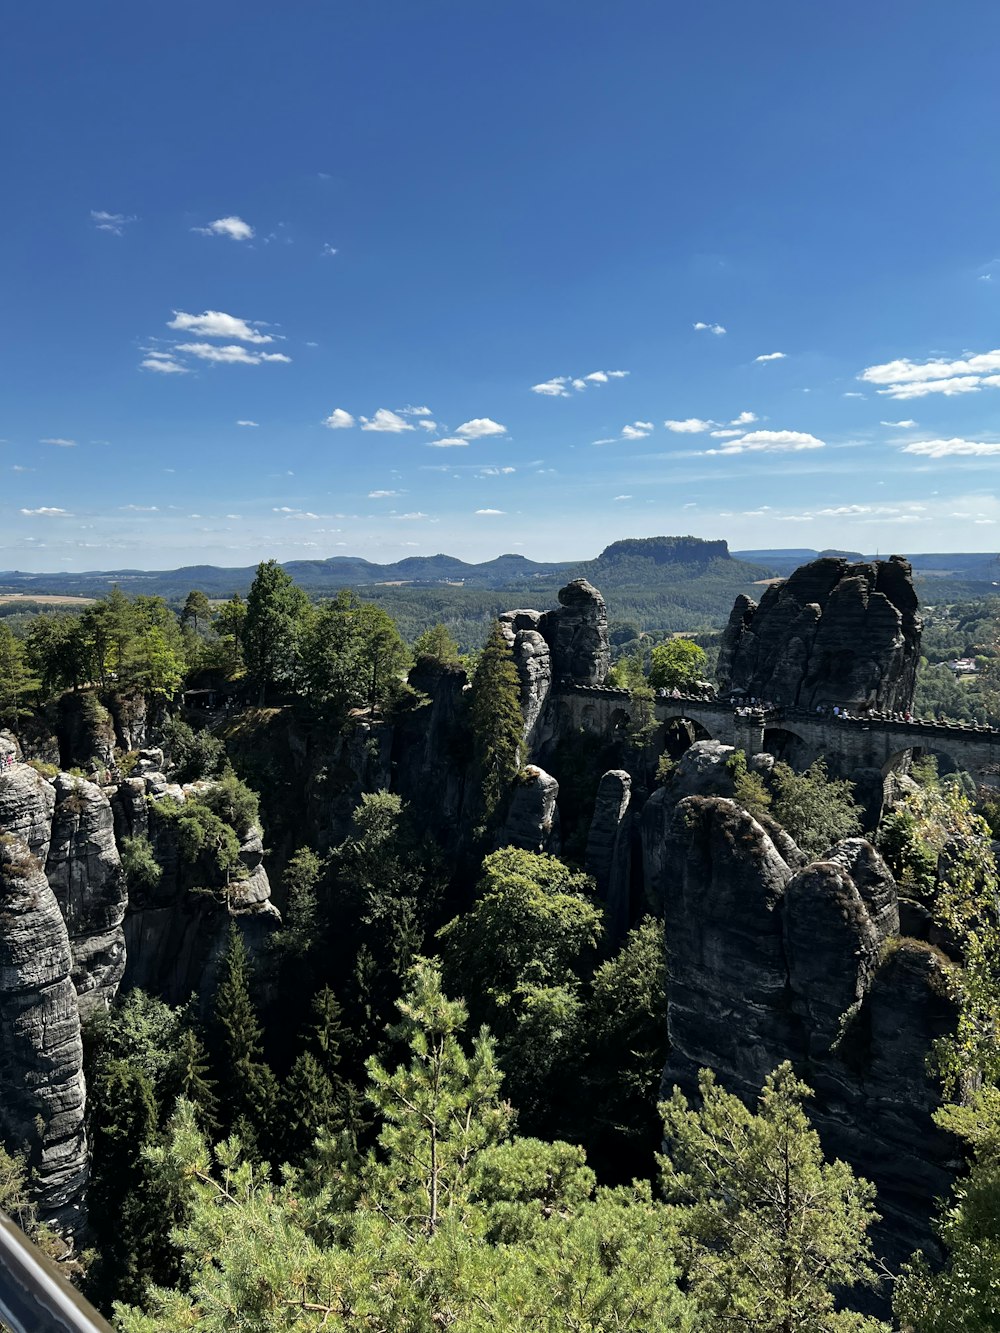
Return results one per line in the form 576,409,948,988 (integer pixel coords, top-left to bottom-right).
717,554,921,711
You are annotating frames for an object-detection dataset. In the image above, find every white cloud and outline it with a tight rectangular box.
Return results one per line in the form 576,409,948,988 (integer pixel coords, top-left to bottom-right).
168,310,273,343
175,343,290,365
368,489,403,498
91,209,136,235
532,377,571,397
426,437,468,448
694,322,726,335
706,429,825,455
39,438,77,447
901,437,1000,458
613,495,632,501
665,418,713,433
842,391,866,398
141,355,188,374
710,428,742,438
881,419,917,428
730,411,757,425
755,351,786,362
418,420,438,431
531,370,628,396
20,507,71,516
860,348,1000,398
192,215,254,241
361,409,415,433
475,508,505,515
322,409,355,430
396,512,428,520
621,421,654,440
456,417,506,439
120,504,159,512
236,419,259,427
479,465,516,476
321,243,338,257
401,405,433,416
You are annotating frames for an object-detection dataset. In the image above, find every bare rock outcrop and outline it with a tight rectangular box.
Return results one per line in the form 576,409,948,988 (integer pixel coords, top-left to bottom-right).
0,835,88,1225
500,765,560,854
644,792,957,1269
0,763,56,863
45,775,127,1016
717,555,921,711
497,616,553,749
542,579,610,685
585,770,632,941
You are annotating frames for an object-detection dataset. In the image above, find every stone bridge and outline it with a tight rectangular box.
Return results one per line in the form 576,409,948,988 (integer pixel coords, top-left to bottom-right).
553,682,1000,787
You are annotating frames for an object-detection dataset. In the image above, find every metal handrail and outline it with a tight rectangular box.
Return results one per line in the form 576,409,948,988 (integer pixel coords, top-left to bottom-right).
0,1211,114,1333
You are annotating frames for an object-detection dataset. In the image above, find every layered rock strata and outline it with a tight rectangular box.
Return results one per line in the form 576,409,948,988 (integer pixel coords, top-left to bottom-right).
643,792,958,1266
584,769,632,941
717,555,921,711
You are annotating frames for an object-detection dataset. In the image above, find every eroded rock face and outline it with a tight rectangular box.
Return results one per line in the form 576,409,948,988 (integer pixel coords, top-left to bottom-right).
717,555,921,711
45,776,127,1015
500,765,560,854
0,764,56,863
541,579,610,685
585,770,632,941
645,794,957,1269
0,836,88,1225
498,618,553,750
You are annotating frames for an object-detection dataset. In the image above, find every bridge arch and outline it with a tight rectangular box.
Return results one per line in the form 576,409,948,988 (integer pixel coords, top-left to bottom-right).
762,726,814,768
660,713,715,759
881,742,965,781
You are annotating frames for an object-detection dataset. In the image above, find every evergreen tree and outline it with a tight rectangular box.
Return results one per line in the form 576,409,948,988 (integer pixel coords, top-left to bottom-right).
280,1050,344,1164
243,559,310,703
168,1026,219,1133
181,589,213,634
211,924,279,1155
311,984,350,1082
214,592,247,674
468,620,523,819
412,622,461,665
0,622,39,730
660,1061,886,1332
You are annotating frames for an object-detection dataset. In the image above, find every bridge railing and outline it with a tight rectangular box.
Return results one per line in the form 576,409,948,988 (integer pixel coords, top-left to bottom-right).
0,1211,113,1333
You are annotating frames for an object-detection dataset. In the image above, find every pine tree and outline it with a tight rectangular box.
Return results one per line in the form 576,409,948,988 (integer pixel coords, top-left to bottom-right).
660,1061,885,1332
243,559,310,703
0,623,39,731
311,985,350,1080
169,1026,219,1132
468,621,523,820
280,1050,344,1163
212,924,279,1156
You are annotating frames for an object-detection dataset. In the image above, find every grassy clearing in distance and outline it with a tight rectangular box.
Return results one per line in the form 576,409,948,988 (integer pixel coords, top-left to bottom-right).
0,593,96,605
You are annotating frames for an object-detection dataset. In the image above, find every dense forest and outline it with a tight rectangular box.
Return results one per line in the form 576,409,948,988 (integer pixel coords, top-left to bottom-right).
1,560,1000,1331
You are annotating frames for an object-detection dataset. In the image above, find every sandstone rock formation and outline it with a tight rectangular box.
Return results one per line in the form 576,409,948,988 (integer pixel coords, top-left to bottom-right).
45,775,127,1016
584,769,632,940
717,555,921,711
643,791,957,1268
500,765,560,854
0,834,88,1226
543,578,610,685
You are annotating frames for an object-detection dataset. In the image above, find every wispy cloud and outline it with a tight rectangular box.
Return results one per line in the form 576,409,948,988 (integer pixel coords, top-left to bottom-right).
175,343,290,365
418,420,438,431
455,418,506,439
426,437,468,448
621,421,654,440
236,419,259,427
613,495,632,501
39,437,77,447
705,429,824,455
20,506,71,516
369,489,403,498
321,242,338,257
120,504,159,512
192,215,254,241
693,322,726,335
860,348,1000,399
401,405,433,416
141,353,188,374
167,310,273,343
880,419,917,428
901,437,1000,458
754,351,786,363
361,409,415,433
323,409,355,430
475,508,505,515
530,370,629,397
91,209,136,235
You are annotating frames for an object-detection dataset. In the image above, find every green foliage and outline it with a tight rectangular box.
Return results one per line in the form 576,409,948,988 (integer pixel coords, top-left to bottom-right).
244,559,311,702
660,1062,887,1332
196,768,260,839
412,621,461,665
300,589,411,714
25,612,84,697
120,834,163,892
211,925,279,1156
726,748,772,819
895,1086,1000,1332
276,845,322,960
181,589,213,634
649,637,707,690
468,621,523,819
0,620,40,728
159,714,226,782
150,794,243,880
166,1026,219,1134
877,808,938,899
214,592,247,674
770,759,861,858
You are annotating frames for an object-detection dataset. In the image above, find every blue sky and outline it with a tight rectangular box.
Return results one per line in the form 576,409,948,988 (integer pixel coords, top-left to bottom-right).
3,1,1000,572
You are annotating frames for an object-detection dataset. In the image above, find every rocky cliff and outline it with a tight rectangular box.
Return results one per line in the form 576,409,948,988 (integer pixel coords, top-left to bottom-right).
717,555,921,711
642,784,957,1267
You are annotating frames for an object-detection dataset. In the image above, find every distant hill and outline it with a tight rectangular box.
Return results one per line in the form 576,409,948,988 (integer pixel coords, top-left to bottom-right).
2,538,996,649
